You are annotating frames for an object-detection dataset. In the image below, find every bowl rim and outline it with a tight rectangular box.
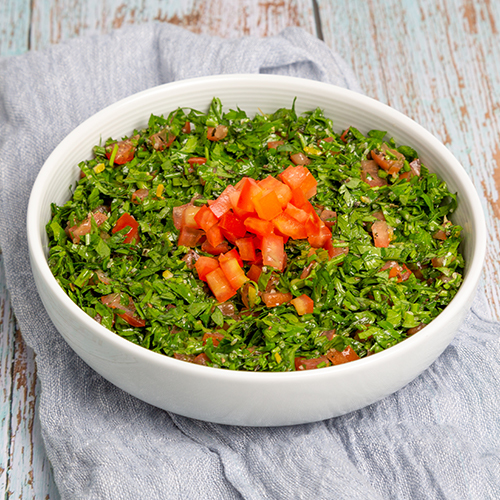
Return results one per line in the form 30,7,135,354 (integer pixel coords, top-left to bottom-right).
26,73,487,383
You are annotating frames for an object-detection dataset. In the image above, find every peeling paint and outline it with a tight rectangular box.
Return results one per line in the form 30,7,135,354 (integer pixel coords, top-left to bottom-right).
462,1,478,34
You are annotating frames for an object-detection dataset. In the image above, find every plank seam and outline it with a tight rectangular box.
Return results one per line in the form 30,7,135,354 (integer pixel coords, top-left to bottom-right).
312,0,324,40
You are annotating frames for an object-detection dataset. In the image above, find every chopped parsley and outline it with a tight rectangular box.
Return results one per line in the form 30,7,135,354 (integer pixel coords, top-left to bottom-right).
46,98,464,372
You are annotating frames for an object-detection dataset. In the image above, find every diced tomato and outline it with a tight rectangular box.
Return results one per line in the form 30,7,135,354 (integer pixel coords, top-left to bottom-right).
101,293,145,327
178,226,203,247
372,220,392,248
253,190,283,221
235,237,257,261
290,294,314,315
258,176,292,208
201,239,230,255
206,267,237,302
182,205,201,229
261,234,285,271
249,251,263,266
267,140,284,149
228,189,242,209
187,157,207,166
219,253,248,290
340,128,349,143
68,210,108,243
246,264,262,282
261,292,293,307
380,261,412,282
326,346,360,365
105,139,135,165
237,178,262,213
206,223,224,248
297,171,317,199
207,125,228,141
295,356,330,370
195,256,220,282
361,160,388,187
172,203,193,230
272,212,307,240
218,212,247,240
290,152,311,166
112,213,139,244
371,144,405,176
305,215,323,238
149,130,176,151
202,332,225,347
285,203,309,224
320,209,337,228
222,248,244,267
193,353,211,365
324,240,349,260
194,205,218,232
244,217,274,237
308,225,332,248
182,121,191,134
279,165,317,199
290,187,307,208
131,188,149,204
210,185,237,219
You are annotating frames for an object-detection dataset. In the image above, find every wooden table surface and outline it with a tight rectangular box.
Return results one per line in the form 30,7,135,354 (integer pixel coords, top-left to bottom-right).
1,0,499,497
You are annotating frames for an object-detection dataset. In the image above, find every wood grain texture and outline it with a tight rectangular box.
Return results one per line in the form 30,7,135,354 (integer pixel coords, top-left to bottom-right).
318,0,500,319
0,254,58,499
29,0,316,50
0,0,31,57
0,255,15,496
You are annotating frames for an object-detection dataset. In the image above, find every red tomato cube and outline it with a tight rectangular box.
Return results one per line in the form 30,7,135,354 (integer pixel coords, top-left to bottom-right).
290,294,314,315
258,176,292,208
210,185,237,219
112,213,140,244
246,264,262,282
237,178,262,213
261,234,285,271
195,256,220,282
182,205,202,229
178,226,203,247
261,292,292,307
206,267,237,302
206,223,224,248
308,225,332,248
243,217,274,237
235,237,257,261
194,205,218,232
272,212,307,240
219,253,248,290
253,190,283,221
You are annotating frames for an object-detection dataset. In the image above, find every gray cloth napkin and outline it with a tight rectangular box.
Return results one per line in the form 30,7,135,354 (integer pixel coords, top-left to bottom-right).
1,22,499,500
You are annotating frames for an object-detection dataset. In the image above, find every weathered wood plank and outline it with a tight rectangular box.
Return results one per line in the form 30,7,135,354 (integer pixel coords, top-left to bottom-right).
0,0,31,57
8,328,59,499
0,253,59,499
0,254,15,499
318,0,500,319
30,0,317,51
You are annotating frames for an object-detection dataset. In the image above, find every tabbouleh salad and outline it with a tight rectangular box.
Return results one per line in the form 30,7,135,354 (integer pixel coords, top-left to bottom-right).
46,98,464,372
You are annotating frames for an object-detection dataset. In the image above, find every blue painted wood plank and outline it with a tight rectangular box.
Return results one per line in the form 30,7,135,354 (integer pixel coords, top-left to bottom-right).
0,255,16,500
0,253,59,499
0,0,31,57
29,0,317,52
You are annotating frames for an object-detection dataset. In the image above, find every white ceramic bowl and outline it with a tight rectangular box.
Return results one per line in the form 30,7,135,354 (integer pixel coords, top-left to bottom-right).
27,74,486,426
